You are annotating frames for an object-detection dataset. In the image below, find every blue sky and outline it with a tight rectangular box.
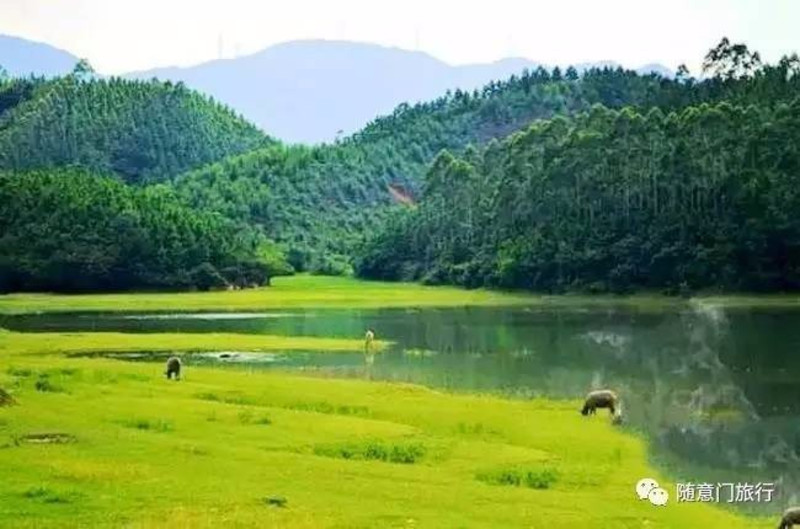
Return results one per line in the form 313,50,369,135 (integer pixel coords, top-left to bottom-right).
1,0,798,74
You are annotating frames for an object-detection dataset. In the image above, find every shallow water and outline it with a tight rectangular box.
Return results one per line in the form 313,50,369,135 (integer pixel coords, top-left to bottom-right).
4,303,800,510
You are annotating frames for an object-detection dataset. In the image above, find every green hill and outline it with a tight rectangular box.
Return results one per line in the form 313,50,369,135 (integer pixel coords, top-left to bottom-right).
173,66,714,270
0,169,285,292
3,40,800,293
355,96,800,292
0,73,269,183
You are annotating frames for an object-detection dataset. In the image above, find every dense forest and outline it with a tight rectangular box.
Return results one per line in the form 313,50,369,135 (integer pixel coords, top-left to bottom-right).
2,39,800,293
356,42,800,292
0,63,269,183
169,41,800,272
169,60,718,269
0,169,290,292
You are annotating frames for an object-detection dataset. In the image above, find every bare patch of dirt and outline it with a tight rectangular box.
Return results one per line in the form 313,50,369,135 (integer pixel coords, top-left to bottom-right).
18,433,76,444
387,184,416,206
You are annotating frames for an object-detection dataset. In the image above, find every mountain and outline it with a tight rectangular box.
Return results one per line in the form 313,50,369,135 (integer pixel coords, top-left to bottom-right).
0,75,270,183
126,41,538,143
0,34,79,77
127,40,672,144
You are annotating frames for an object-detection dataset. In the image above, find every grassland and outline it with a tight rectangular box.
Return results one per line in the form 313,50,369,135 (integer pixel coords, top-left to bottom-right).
0,332,774,528
3,275,800,316
0,329,385,356
0,277,781,527
0,275,539,314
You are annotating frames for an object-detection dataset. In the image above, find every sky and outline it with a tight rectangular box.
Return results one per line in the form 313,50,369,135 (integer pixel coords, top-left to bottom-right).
1,0,799,74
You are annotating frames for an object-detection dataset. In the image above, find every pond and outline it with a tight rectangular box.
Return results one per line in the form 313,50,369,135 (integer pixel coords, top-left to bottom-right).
3,301,800,510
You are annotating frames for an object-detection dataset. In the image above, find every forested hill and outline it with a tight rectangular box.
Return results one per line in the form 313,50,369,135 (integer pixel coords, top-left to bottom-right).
0,69,269,183
0,169,290,292
173,67,702,269
3,39,800,293
355,51,800,292
172,46,800,270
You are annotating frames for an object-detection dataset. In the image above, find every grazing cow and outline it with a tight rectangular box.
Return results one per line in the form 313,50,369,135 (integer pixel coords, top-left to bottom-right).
581,389,619,417
165,356,182,380
779,507,800,529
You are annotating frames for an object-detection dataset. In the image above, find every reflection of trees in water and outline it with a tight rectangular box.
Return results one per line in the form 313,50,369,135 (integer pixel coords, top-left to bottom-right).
637,302,800,507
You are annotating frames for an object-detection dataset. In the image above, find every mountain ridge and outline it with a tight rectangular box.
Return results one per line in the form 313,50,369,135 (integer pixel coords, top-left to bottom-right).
2,35,675,143
124,39,674,143
0,34,79,77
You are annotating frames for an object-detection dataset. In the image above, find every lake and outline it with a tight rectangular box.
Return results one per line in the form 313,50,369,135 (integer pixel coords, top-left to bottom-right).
3,300,799,511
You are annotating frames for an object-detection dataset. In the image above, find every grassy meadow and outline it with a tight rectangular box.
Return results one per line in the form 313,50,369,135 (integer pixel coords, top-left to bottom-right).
0,275,539,314
0,278,779,528
3,275,800,316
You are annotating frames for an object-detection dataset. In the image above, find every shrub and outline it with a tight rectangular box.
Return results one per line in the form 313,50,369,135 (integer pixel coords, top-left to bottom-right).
477,467,558,490
309,255,353,277
189,262,228,291
34,375,64,393
22,486,77,504
119,418,173,432
314,440,426,464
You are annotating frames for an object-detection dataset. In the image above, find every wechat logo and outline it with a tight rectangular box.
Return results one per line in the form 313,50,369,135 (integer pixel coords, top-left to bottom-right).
636,478,669,506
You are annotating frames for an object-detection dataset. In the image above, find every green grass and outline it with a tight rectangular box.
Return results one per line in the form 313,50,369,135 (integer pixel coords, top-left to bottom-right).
0,275,539,314
3,275,800,315
0,329,385,355
0,331,774,528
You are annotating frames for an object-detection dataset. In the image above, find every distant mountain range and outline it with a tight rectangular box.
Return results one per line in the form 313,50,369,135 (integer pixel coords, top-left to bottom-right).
0,34,78,77
1,35,674,144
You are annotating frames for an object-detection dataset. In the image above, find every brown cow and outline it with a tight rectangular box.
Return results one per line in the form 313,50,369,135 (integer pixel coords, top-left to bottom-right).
165,356,182,380
581,389,619,417
779,507,800,529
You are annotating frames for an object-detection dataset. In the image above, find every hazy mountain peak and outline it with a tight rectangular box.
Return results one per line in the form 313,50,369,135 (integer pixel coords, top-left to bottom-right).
0,34,78,77
125,40,542,143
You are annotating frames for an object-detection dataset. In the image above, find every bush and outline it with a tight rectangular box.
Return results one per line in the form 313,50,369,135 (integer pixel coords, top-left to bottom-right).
477,467,559,489
34,375,64,393
119,418,173,432
22,486,78,504
189,262,228,291
314,440,427,464
309,255,353,277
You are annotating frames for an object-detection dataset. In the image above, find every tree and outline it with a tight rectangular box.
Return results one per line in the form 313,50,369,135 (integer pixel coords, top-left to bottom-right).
565,66,579,81
71,59,96,81
255,240,294,286
676,64,691,82
702,37,762,79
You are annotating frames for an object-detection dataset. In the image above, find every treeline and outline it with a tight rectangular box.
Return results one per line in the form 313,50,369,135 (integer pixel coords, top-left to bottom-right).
0,69,269,183
0,169,290,292
355,98,800,292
